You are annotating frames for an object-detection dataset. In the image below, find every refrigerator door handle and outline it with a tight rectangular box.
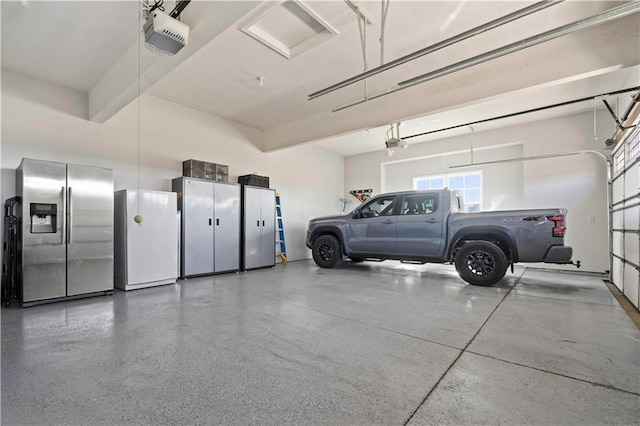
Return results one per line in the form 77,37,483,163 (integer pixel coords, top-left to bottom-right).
61,186,66,244
67,186,73,243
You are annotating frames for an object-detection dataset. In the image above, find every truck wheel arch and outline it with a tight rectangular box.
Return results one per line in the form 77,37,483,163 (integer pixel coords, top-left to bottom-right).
448,227,518,262
310,226,347,255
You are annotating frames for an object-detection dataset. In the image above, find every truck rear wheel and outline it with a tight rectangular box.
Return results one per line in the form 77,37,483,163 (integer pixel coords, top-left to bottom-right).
455,241,508,286
312,235,342,268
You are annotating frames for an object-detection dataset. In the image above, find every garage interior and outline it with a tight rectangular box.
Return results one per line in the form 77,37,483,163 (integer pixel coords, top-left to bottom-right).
1,0,639,424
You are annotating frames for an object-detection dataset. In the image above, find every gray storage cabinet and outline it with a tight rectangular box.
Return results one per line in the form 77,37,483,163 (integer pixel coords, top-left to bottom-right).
241,185,276,270
172,177,240,278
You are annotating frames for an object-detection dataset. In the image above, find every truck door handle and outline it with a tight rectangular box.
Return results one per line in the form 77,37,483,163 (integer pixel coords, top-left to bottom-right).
425,218,438,223
383,220,394,224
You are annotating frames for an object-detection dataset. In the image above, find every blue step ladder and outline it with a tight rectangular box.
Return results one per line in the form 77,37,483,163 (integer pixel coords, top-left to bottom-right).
275,193,287,264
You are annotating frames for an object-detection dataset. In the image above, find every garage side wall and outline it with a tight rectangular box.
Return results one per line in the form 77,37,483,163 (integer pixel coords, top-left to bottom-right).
344,111,612,273
1,71,344,262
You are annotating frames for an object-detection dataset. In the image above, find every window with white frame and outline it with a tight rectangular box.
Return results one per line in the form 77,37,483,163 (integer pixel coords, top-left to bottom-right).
413,175,444,190
413,171,482,212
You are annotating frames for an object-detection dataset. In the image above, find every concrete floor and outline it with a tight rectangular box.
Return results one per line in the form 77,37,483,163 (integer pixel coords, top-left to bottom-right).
2,261,639,425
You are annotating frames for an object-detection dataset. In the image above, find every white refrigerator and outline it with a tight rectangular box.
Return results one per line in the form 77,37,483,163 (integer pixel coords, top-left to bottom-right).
114,189,178,291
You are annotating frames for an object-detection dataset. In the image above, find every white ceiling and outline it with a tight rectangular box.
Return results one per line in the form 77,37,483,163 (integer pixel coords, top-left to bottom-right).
1,1,139,92
2,1,639,156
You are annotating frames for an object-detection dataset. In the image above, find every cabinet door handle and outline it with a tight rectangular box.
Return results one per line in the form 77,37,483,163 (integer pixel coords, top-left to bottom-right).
257,220,260,227
262,220,265,227
216,218,220,226
209,218,212,226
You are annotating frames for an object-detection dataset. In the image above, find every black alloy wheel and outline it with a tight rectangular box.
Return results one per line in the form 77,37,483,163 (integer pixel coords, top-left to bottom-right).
454,241,508,286
312,235,342,268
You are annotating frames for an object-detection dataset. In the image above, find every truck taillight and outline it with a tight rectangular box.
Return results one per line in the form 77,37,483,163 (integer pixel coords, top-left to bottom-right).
547,215,566,237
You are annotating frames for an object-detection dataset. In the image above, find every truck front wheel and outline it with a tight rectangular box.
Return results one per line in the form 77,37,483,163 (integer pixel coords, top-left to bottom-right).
455,241,508,286
312,235,342,268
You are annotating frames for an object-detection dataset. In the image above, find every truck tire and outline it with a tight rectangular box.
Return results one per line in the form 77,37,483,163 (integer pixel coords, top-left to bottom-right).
312,235,342,268
455,241,508,286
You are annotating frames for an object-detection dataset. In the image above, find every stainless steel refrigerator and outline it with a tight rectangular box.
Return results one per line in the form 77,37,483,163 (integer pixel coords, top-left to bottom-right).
16,158,114,306
172,177,240,278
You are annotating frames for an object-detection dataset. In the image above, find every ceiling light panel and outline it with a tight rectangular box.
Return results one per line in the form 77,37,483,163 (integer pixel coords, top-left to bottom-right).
240,0,338,60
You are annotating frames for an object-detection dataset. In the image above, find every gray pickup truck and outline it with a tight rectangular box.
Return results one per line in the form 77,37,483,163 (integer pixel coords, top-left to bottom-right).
305,189,574,286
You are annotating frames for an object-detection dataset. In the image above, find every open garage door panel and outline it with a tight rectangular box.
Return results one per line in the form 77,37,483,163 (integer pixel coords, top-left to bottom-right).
610,130,640,310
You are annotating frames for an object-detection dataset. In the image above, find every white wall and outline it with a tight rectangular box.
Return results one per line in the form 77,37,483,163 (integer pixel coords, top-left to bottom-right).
1,70,344,261
382,143,524,211
344,111,613,273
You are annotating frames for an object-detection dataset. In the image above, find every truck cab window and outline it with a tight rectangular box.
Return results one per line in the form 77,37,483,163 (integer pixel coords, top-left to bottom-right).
402,195,437,215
